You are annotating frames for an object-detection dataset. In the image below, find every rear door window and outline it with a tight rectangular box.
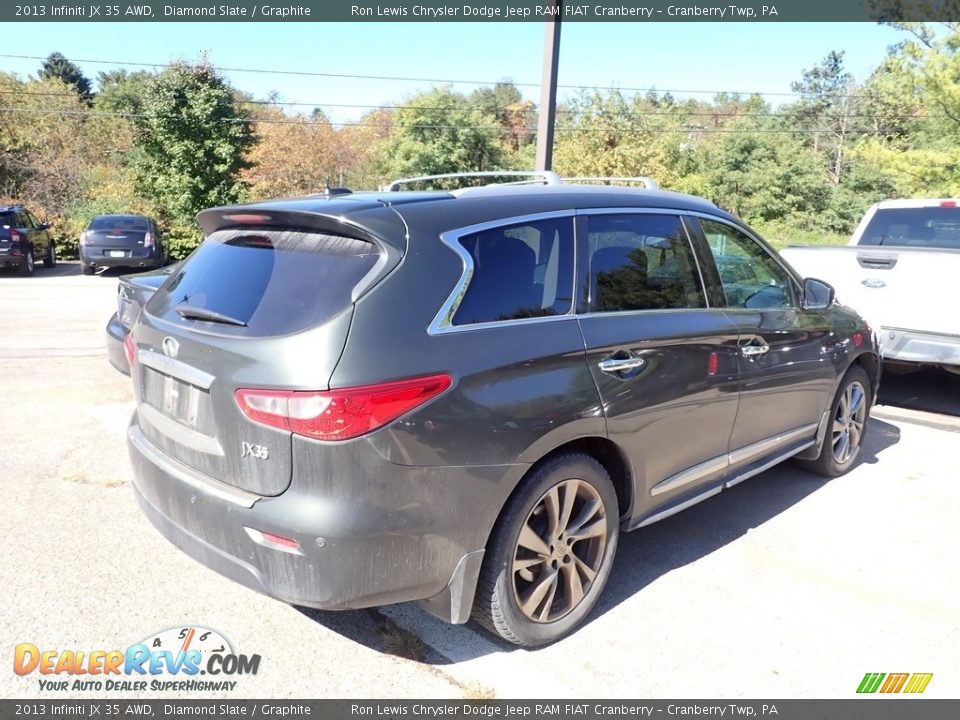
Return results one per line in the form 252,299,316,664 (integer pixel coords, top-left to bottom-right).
453,217,575,325
859,206,960,249
148,228,380,337
586,214,706,312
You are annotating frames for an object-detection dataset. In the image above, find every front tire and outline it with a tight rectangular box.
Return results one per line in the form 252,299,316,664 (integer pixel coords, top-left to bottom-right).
473,453,619,647
798,365,872,478
43,242,56,268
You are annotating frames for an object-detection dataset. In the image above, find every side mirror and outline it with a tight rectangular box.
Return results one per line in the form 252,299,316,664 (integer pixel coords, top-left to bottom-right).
37,222,50,231
802,277,835,310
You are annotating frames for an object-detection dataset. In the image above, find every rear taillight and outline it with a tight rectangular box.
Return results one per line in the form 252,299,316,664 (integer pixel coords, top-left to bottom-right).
123,334,136,367
79,231,90,246
940,200,957,208
144,231,155,249
235,374,452,441
9,229,24,253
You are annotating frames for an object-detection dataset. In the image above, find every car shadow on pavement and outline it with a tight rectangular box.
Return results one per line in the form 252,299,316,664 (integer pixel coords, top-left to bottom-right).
295,417,901,662
877,366,960,418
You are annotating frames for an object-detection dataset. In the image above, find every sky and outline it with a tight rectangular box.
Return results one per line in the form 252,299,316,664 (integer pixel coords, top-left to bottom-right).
1,21,908,122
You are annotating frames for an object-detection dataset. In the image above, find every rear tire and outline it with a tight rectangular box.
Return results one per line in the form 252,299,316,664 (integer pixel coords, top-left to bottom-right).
43,242,56,268
19,249,34,276
473,453,619,647
797,366,872,478
81,263,95,276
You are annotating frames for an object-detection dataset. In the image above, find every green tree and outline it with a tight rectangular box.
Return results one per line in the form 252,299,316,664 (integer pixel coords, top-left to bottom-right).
470,82,535,154
854,22,960,195
133,62,253,254
702,124,830,226
384,88,504,183
789,51,860,185
39,53,93,104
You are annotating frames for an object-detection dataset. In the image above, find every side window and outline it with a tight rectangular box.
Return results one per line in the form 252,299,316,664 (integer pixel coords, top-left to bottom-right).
15,212,32,229
587,214,706,312
25,211,39,228
700,219,794,309
453,217,574,326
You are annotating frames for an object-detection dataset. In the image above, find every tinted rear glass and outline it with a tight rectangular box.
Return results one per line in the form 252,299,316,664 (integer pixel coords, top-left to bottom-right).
860,206,960,249
453,217,575,325
0,213,13,237
90,216,150,232
148,228,380,337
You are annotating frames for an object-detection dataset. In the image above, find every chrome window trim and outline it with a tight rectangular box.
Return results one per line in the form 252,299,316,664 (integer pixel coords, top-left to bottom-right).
426,206,771,336
427,210,578,336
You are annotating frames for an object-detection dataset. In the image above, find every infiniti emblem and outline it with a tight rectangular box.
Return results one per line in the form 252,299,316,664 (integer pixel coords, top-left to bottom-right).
862,278,886,289
162,336,180,358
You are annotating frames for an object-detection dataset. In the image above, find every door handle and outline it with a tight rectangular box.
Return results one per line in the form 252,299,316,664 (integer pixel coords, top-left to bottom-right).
599,354,646,374
740,340,770,359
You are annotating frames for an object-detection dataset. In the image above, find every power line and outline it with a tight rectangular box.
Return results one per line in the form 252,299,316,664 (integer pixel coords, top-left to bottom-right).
0,106,923,134
0,52,876,100
0,89,925,122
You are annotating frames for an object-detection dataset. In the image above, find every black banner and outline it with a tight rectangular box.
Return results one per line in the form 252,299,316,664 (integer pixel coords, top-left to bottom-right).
3,0,960,23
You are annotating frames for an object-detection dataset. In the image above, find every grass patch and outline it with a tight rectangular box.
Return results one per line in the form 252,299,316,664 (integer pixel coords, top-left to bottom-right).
753,221,849,250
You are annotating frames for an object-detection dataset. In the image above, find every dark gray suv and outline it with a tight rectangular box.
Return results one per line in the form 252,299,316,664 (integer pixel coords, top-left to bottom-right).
126,176,879,646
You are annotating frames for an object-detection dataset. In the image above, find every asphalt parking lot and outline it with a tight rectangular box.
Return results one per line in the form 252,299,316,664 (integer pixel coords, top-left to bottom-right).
2,262,958,699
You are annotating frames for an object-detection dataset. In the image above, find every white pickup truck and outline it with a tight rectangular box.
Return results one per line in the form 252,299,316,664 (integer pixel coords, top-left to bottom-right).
780,198,960,375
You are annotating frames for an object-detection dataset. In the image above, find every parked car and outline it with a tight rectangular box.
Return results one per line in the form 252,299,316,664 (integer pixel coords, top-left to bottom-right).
780,198,960,375
80,214,165,275
0,204,55,276
106,265,176,375
125,173,879,646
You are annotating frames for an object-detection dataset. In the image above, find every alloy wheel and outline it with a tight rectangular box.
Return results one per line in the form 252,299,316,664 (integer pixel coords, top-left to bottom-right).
511,478,608,623
832,380,867,464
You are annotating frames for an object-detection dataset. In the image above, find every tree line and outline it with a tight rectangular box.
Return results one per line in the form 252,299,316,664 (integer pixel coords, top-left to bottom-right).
1,22,958,259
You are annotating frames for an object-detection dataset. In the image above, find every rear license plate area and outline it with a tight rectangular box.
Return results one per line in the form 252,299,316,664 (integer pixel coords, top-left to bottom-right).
143,369,209,430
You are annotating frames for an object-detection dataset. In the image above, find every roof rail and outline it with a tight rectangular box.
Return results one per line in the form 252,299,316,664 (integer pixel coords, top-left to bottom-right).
384,170,563,191
564,176,659,190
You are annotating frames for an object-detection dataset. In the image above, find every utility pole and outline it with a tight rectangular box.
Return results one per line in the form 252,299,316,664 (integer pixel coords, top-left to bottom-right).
535,1,562,172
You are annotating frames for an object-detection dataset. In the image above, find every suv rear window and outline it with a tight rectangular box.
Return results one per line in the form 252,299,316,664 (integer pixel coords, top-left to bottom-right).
147,228,380,337
860,206,960,249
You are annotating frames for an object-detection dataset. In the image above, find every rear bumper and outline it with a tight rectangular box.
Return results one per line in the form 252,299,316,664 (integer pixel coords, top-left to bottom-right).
106,313,129,375
880,327,960,367
81,248,161,269
0,254,27,269
128,421,518,621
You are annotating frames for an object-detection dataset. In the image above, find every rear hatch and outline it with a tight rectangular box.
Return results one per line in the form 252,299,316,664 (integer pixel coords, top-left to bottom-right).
85,216,152,260
0,212,16,256
131,206,404,496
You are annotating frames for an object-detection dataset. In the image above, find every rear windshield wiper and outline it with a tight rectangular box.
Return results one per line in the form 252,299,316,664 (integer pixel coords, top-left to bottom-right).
175,305,247,327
